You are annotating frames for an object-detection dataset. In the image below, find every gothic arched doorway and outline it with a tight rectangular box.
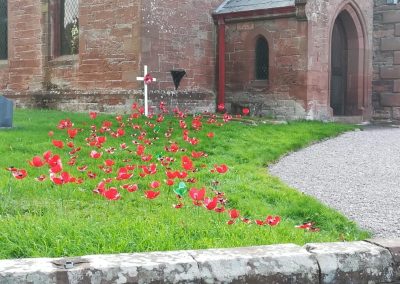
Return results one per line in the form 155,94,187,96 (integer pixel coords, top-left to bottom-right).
330,6,366,117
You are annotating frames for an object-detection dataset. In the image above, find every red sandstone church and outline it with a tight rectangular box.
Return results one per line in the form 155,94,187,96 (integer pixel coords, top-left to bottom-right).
0,0,399,121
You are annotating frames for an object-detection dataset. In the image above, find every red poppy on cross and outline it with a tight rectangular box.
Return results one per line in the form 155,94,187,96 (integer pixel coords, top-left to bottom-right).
136,65,157,116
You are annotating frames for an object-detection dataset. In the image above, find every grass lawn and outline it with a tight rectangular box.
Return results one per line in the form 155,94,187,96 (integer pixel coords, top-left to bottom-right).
0,108,369,259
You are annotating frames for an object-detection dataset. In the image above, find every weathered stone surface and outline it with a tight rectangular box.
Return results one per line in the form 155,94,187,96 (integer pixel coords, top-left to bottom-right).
305,241,395,284
188,244,319,284
381,37,400,51
2,241,400,284
0,251,201,284
367,238,400,281
0,96,13,128
380,93,400,107
373,0,400,122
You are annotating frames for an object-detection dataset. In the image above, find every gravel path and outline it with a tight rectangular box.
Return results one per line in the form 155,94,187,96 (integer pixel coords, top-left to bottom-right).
269,126,400,238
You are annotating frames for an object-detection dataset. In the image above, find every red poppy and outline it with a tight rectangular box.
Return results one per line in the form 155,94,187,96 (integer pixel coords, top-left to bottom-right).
35,175,46,182
57,119,73,129
136,144,145,156
214,164,229,174
177,171,188,179
50,163,63,174
207,132,214,138
204,197,218,210
104,159,115,167
89,112,97,119
255,220,265,226
266,215,281,226
50,172,73,185
90,150,103,159
77,165,88,172
229,209,240,219
242,108,250,115
217,103,225,112
141,163,157,175
52,140,64,149
12,169,27,180
150,181,161,189
87,171,97,179
121,184,139,192
296,222,313,229
144,74,154,85
191,119,202,130
67,128,78,139
66,141,74,148
181,156,194,171
227,219,235,225
165,143,179,153
165,179,174,186
166,171,178,179
241,217,251,224
29,156,45,167
295,222,320,232
116,167,133,180
214,207,225,213
189,187,206,202
93,181,106,194
103,188,121,201
191,151,206,158
173,203,184,209
141,155,153,162
145,190,160,199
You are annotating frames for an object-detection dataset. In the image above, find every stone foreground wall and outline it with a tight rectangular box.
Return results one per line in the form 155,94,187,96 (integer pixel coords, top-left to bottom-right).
373,0,400,122
0,239,399,284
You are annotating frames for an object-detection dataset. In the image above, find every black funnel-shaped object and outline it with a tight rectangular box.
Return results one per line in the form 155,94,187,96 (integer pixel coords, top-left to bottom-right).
170,70,186,90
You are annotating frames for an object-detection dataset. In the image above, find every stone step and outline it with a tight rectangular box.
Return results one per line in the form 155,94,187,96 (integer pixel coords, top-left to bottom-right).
333,115,365,124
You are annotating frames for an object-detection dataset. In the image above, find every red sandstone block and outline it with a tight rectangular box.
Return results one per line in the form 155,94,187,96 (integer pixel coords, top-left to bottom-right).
383,11,400,24
396,24,400,37
395,52,400,65
380,93,400,106
381,38,400,51
381,66,400,79
394,80,400,93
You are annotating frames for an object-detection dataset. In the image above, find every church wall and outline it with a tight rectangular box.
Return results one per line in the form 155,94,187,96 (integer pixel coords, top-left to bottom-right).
1,0,144,113
223,17,309,119
41,0,143,113
305,0,374,120
140,0,221,113
372,0,400,122
0,0,45,100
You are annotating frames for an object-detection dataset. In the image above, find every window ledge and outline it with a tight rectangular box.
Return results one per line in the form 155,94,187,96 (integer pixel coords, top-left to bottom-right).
250,80,269,88
0,60,8,69
49,55,78,67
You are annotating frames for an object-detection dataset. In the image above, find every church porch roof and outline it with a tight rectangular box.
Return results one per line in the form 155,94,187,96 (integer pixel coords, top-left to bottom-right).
214,0,295,15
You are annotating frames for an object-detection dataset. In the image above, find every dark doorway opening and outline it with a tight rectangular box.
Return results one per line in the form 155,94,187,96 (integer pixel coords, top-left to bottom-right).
330,16,348,116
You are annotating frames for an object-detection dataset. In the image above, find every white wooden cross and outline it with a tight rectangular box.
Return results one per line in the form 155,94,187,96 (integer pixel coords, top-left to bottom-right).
136,65,157,116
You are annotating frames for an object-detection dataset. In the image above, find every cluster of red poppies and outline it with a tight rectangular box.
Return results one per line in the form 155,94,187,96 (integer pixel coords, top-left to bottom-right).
5,103,318,230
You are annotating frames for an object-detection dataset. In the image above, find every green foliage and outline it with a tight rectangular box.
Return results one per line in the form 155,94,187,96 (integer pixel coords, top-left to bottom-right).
0,109,369,259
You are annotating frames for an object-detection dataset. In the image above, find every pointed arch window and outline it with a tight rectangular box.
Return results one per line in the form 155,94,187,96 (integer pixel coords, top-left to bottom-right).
0,0,7,60
255,36,269,80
